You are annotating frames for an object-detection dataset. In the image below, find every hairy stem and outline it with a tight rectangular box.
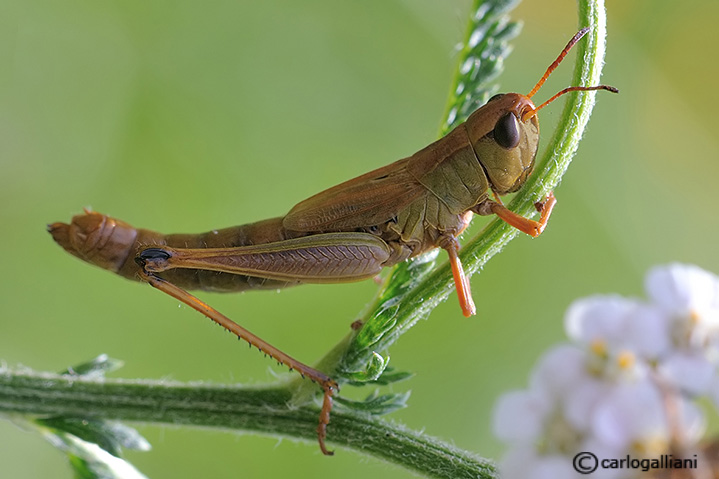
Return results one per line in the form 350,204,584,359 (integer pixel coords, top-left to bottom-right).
338,0,610,384
0,368,495,479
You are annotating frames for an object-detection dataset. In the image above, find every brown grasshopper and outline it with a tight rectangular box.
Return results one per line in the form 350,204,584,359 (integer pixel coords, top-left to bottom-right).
49,28,616,455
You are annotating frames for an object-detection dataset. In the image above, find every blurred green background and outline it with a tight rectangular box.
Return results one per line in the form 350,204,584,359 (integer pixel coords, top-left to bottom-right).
2,0,718,477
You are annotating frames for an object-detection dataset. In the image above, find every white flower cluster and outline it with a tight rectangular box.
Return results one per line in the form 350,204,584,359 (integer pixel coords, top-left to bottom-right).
493,264,719,479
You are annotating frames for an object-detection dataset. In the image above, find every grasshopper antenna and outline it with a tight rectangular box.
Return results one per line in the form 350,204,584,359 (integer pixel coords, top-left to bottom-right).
522,27,618,120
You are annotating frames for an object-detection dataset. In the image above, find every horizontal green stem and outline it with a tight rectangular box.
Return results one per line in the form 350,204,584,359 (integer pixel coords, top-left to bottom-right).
0,368,495,479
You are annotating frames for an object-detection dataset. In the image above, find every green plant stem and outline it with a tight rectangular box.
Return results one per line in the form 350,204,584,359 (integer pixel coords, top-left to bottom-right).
0,368,495,479
338,0,610,377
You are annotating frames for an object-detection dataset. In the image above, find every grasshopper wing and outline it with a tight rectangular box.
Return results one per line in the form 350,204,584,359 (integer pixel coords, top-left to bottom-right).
283,157,427,231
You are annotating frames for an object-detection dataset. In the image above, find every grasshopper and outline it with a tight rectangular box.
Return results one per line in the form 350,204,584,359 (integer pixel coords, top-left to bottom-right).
49,28,616,455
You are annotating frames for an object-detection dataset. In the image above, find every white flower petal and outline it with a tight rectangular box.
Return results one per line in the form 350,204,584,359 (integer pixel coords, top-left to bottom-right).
499,446,578,479
531,455,580,479
565,296,638,346
676,400,707,445
563,377,613,432
592,380,667,451
530,344,588,398
498,446,536,479
688,311,719,352
623,304,672,359
591,379,705,451
493,390,550,443
659,352,716,396
645,263,719,316
579,437,630,479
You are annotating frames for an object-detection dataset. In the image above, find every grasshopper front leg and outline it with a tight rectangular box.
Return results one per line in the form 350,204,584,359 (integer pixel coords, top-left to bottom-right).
438,235,476,318
475,192,557,238
135,232,394,455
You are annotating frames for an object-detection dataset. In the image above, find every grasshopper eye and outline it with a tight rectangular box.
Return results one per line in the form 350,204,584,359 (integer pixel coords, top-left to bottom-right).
493,112,520,149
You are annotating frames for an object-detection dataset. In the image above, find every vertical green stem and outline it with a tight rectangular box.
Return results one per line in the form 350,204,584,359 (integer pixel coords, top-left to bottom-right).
337,0,610,385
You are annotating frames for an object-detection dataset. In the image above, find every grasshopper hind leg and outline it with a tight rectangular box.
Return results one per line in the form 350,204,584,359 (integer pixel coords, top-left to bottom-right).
134,261,338,455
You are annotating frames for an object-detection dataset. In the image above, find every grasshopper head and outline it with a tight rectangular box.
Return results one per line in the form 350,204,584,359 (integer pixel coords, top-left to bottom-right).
463,27,617,197
464,92,540,195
